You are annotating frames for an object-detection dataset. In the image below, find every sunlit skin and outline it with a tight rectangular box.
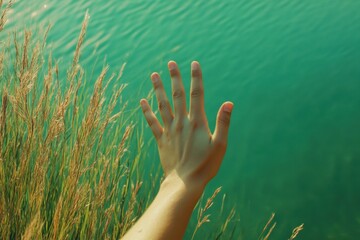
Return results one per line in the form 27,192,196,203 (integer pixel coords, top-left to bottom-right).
122,61,233,240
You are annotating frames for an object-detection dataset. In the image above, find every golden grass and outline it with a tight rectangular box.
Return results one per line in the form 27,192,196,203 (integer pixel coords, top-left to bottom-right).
192,187,223,240
0,11,146,239
289,223,304,240
0,9,238,239
0,0,14,32
0,5,304,239
258,213,304,240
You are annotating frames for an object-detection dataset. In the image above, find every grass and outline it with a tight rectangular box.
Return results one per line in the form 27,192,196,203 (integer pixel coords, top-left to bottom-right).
0,3,304,239
0,9,147,239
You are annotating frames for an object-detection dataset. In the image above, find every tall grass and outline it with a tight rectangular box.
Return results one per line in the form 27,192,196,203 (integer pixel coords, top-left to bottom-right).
0,8,237,239
0,10,147,239
0,4,303,239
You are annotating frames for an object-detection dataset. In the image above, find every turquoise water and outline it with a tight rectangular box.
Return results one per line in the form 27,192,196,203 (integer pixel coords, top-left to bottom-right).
4,0,360,238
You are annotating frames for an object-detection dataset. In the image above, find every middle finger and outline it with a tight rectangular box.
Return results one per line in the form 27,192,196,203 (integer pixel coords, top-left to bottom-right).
151,72,174,128
168,61,187,119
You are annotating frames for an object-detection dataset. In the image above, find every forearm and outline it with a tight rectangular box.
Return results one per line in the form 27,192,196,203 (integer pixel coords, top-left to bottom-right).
122,173,204,240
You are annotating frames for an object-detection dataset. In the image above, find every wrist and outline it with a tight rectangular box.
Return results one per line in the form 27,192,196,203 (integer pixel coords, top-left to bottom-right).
160,171,205,202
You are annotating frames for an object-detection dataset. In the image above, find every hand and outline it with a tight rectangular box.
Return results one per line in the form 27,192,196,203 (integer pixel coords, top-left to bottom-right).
126,61,233,239
140,61,233,190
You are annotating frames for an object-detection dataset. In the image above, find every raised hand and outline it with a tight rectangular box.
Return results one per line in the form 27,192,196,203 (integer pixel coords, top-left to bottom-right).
123,61,233,240
140,60,233,190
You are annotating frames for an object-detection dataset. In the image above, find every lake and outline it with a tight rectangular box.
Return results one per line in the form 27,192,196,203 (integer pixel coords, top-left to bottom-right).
4,0,360,238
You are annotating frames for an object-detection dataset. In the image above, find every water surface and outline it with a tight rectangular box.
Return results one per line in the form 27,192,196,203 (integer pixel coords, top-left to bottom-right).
4,0,360,238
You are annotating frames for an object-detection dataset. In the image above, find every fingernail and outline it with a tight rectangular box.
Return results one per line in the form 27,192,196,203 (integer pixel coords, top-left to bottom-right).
223,102,233,113
168,61,176,70
191,61,199,70
151,73,159,83
140,100,146,108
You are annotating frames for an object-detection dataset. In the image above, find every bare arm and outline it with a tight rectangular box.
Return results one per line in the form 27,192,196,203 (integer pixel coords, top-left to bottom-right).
122,61,233,240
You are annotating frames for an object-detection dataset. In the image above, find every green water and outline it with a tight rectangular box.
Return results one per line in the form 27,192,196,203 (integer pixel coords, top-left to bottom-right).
4,0,360,239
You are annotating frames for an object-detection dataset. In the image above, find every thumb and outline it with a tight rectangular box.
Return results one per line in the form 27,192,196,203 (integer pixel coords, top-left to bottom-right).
213,101,233,147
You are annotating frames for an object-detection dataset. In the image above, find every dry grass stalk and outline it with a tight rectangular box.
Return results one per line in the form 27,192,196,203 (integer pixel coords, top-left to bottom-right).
0,0,14,31
0,12,148,239
0,38,7,75
289,223,304,240
0,88,7,142
259,212,276,240
0,5,302,240
120,181,143,236
68,11,89,83
23,211,44,240
191,187,222,240
219,207,236,235
263,221,276,240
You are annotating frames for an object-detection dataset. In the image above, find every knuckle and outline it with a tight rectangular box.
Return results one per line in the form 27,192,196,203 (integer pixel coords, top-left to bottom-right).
175,121,184,132
158,100,168,111
192,69,202,78
214,139,227,149
190,119,199,130
190,88,203,98
141,105,149,114
153,80,161,89
144,112,154,126
218,114,230,126
157,138,164,148
146,118,153,127
172,89,184,99
170,68,179,76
